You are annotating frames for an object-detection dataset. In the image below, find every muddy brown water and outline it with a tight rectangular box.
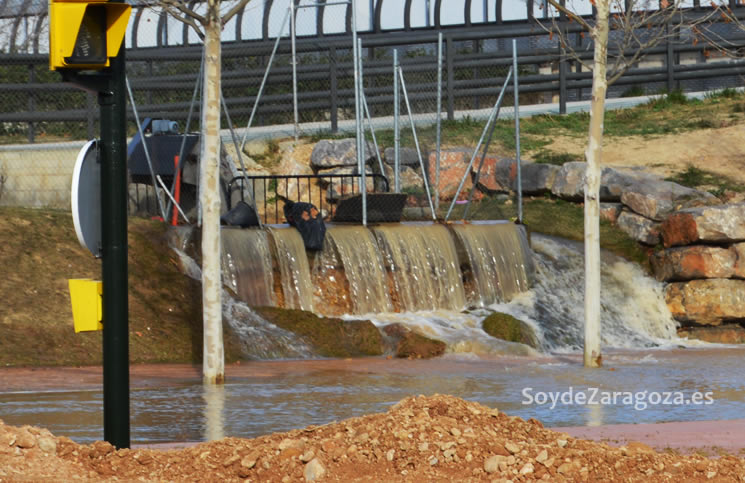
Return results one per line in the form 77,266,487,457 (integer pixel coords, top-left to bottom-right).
1,348,744,445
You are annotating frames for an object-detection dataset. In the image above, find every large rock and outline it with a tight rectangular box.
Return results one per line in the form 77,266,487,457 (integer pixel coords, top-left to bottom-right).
734,243,745,278
253,307,384,357
384,164,424,193
600,203,623,224
621,179,718,221
470,154,503,193
519,162,560,195
661,203,745,247
310,139,374,169
481,312,538,348
678,324,745,344
651,245,736,282
428,148,473,200
384,147,421,166
665,279,745,326
616,210,661,246
382,323,446,359
550,162,587,200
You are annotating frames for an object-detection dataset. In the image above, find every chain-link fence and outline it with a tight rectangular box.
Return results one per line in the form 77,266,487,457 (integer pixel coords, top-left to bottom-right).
2,0,745,215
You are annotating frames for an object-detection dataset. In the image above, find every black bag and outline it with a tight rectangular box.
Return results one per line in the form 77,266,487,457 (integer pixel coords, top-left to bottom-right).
221,201,260,228
283,201,326,251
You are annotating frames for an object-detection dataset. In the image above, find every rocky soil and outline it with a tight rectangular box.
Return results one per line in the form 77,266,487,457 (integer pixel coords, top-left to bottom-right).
2,394,744,482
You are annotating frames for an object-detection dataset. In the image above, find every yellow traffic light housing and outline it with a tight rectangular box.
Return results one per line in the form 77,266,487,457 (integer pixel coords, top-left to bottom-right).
49,0,131,71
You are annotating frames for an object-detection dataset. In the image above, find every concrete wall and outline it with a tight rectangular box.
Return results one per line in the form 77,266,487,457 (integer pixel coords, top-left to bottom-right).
0,141,86,210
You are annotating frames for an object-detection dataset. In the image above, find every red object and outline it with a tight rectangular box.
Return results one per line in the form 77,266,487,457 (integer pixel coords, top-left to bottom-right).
172,155,182,226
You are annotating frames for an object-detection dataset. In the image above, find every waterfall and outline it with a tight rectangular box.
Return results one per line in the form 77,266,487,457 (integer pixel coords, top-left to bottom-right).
372,224,466,312
312,225,393,315
451,222,534,306
268,227,314,312
490,234,680,352
221,227,275,307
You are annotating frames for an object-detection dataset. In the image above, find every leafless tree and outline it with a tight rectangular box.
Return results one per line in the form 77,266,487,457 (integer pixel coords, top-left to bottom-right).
532,0,717,367
144,0,252,384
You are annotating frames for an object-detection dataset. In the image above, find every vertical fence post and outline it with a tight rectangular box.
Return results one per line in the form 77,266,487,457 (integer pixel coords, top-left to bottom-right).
446,35,455,121
27,64,35,143
559,1,567,114
394,49,400,193
87,93,95,140
330,46,338,132
513,39,523,224
351,1,366,225
435,32,443,215
666,22,675,92
290,0,299,143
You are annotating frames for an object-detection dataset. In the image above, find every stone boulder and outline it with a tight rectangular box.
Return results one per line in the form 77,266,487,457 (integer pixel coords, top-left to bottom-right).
651,245,736,282
621,179,718,221
310,139,375,169
481,312,538,349
665,279,745,326
550,162,586,200
384,164,424,193
734,243,745,278
678,324,745,344
382,323,447,359
661,203,745,247
470,154,503,193
253,307,384,357
384,147,421,166
616,210,660,246
427,148,473,200
600,203,623,224
519,162,560,195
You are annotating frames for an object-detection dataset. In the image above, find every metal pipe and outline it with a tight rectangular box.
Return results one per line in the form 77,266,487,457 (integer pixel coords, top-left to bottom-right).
165,49,203,219
393,48,400,193
125,75,167,221
357,36,367,225
463,66,515,220
398,66,436,221
156,175,190,223
220,90,263,229
435,31,443,216
291,0,299,143
239,6,291,151
445,67,513,221
513,39,523,224
351,1,365,226
359,52,385,180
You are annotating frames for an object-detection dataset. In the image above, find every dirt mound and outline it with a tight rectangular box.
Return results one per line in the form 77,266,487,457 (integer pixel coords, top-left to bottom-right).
2,394,744,481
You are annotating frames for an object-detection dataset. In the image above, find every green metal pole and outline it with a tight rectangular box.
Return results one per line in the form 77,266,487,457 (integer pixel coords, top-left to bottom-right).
99,46,130,449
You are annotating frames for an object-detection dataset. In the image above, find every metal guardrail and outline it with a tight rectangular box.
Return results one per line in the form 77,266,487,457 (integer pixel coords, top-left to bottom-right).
228,173,390,225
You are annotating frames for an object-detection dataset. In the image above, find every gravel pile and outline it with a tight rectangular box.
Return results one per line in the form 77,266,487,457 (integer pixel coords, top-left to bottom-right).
2,394,744,481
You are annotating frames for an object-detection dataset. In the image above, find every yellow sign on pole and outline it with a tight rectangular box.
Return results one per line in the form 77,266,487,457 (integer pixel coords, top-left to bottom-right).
69,279,103,332
49,0,131,71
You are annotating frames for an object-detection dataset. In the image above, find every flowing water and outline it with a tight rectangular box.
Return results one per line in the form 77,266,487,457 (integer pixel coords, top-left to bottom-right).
312,225,393,314
221,228,275,307
268,227,314,312
372,224,466,312
2,349,744,444
2,224,742,445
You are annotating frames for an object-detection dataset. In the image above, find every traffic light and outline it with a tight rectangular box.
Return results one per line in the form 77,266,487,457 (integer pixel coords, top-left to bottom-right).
49,0,131,71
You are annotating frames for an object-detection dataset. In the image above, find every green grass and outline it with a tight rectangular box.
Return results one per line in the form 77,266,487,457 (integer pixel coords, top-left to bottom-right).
665,165,745,197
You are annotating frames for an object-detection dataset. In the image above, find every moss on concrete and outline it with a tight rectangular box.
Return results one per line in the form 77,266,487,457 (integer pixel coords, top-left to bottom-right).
482,312,538,348
253,307,384,358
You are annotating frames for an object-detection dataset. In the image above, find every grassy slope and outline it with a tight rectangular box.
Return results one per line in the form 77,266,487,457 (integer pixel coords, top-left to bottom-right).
0,207,242,367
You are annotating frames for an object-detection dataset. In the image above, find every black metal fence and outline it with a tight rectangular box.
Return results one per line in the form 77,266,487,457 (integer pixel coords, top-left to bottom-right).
3,19,745,144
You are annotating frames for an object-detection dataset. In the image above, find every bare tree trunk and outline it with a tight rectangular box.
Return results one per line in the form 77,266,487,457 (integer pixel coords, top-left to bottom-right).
200,0,225,384
584,0,609,368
